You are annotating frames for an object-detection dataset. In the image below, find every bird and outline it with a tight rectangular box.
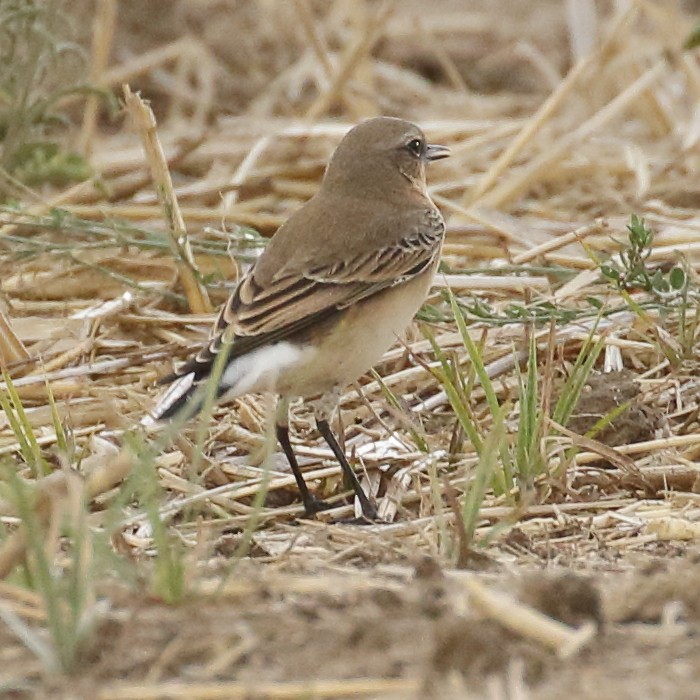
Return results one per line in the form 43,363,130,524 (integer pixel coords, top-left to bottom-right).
146,116,449,520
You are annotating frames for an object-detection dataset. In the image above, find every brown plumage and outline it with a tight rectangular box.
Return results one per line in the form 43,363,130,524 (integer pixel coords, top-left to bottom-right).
147,116,449,520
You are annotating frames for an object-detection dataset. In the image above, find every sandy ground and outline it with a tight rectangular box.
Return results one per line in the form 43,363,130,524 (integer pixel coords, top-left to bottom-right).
4,545,700,699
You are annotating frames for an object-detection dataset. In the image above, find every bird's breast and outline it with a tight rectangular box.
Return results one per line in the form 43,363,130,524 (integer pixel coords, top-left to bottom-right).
275,257,439,398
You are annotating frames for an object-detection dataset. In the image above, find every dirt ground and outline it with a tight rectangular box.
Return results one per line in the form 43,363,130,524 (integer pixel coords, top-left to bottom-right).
4,545,700,699
3,1,700,698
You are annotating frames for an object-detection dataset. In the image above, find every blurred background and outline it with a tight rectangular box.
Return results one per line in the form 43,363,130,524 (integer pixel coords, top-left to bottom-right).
3,1,698,222
89,0,573,123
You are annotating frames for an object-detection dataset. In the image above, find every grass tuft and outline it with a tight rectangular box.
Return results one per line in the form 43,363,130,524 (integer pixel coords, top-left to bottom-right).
0,0,92,192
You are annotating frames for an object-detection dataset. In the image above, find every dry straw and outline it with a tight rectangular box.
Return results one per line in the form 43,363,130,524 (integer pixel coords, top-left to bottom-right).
2,0,700,694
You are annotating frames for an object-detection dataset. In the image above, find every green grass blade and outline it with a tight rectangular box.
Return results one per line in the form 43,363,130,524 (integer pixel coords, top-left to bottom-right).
422,325,483,453
448,289,500,417
45,379,68,457
1,372,50,477
462,404,507,543
0,387,33,468
371,369,429,453
447,290,514,493
552,335,605,428
3,466,66,671
514,330,544,486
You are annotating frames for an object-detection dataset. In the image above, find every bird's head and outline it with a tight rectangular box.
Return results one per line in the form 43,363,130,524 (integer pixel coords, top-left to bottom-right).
322,117,450,201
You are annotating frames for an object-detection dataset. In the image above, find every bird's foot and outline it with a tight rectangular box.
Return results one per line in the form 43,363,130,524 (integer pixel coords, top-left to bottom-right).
338,502,382,525
302,495,382,524
301,495,334,517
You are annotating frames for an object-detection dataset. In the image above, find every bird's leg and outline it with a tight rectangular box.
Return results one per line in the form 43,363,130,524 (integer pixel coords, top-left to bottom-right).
316,416,379,521
275,398,330,516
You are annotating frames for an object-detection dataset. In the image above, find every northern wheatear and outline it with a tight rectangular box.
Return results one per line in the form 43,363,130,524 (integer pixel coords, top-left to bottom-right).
148,117,449,520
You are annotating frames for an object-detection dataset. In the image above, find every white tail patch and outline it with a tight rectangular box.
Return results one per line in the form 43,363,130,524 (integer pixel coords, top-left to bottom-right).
220,342,310,400
143,342,312,426
142,371,196,425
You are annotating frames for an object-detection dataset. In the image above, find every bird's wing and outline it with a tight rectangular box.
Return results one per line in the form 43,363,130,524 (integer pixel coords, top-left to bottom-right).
166,211,444,381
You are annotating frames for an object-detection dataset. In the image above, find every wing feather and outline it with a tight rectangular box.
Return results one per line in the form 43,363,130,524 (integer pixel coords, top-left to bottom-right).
164,209,444,383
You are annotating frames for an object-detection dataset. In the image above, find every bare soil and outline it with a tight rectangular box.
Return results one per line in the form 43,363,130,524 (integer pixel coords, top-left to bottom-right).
4,547,700,699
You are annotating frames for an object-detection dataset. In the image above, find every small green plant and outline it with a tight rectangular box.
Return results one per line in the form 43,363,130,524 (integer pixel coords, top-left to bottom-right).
0,0,92,192
0,375,106,673
0,463,99,673
423,285,606,538
513,331,543,489
600,215,687,297
461,405,507,544
124,438,187,605
0,207,266,309
0,372,51,477
423,288,515,499
9,141,91,187
371,368,430,453
422,217,693,333
551,335,605,428
596,215,700,365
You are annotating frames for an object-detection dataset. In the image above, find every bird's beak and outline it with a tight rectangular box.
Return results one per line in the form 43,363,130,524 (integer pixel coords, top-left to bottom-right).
426,143,451,161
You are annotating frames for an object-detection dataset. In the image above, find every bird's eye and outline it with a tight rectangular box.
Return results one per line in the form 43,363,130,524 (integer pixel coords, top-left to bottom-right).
407,138,423,157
